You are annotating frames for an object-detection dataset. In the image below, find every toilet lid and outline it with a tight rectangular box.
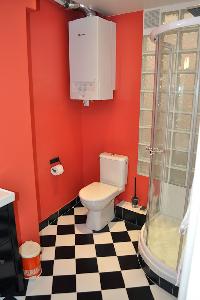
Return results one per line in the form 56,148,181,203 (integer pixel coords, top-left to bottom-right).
79,182,119,202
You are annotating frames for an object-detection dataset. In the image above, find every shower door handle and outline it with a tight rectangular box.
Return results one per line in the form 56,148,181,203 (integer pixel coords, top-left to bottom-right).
146,146,163,156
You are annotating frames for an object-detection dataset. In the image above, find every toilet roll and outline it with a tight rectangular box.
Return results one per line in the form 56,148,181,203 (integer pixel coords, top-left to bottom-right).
50,164,64,176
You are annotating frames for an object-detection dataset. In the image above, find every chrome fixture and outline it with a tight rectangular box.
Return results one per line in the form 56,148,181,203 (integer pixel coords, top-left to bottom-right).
145,146,163,156
54,0,96,17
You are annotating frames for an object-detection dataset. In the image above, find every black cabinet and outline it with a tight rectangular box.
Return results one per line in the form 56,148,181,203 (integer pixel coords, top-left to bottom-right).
0,203,24,296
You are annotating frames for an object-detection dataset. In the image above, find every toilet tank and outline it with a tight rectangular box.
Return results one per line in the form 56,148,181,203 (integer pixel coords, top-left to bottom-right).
100,153,128,189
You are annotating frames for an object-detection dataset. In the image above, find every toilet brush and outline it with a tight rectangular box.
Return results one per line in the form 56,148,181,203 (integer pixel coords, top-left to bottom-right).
132,177,139,207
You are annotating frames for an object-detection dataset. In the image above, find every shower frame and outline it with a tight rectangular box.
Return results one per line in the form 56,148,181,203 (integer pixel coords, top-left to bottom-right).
138,15,200,288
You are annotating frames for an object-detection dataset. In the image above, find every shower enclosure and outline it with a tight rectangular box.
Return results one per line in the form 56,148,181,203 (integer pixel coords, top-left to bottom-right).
138,16,200,289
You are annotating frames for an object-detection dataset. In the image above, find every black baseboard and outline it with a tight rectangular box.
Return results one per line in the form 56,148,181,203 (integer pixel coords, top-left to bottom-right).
138,254,179,297
115,205,146,228
39,196,80,231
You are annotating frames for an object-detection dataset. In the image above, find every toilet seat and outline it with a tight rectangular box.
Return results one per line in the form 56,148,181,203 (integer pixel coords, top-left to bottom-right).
79,182,119,202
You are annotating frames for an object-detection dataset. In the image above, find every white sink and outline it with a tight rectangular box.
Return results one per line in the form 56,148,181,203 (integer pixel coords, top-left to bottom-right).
0,188,15,208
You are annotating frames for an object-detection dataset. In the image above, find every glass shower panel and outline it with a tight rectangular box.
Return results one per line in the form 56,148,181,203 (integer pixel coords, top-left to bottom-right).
145,24,200,273
146,40,173,225
175,93,193,112
180,30,199,50
177,74,196,92
145,36,183,271
174,113,191,131
178,52,197,72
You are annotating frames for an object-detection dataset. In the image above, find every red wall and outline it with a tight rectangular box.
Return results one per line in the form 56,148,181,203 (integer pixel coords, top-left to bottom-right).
81,11,149,206
29,0,83,222
0,0,148,246
0,0,39,243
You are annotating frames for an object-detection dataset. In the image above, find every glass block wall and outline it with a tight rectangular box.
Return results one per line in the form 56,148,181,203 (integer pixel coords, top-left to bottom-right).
138,8,200,187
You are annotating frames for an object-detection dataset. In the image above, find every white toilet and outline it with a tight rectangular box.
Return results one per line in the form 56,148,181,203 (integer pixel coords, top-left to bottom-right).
79,152,128,231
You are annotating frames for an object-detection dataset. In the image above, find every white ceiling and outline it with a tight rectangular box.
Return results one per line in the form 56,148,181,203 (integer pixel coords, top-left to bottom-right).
75,0,196,16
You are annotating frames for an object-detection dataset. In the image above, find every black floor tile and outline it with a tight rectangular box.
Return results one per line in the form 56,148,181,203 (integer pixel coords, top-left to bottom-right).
118,255,140,270
75,215,87,224
111,231,131,243
111,217,122,222
55,246,75,259
127,286,154,300
76,258,98,274
57,225,75,235
41,260,54,276
52,275,76,293
40,235,56,247
125,222,140,231
100,272,125,290
77,291,102,300
75,234,94,245
115,206,123,219
123,209,137,224
133,241,138,253
95,243,116,257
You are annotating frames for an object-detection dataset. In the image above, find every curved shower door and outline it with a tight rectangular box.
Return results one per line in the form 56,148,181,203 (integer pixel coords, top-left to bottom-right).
145,24,200,272
145,36,182,271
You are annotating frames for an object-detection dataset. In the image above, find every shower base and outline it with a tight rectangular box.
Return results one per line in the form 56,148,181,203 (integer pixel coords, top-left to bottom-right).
147,214,181,270
138,214,181,296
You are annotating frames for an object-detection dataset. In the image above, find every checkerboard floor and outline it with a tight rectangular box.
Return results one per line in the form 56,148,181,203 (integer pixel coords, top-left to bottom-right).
2,202,176,300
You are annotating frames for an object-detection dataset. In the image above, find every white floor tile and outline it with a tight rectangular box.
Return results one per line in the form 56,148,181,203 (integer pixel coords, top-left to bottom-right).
53,259,76,275
26,276,53,296
74,207,88,215
75,244,96,258
51,293,77,300
128,230,139,241
122,269,149,288
76,273,101,292
40,225,57,236
102,288,129,300
93,232,113,244
114,242,136,256
150,285,177,300
75,224,93,234
57,215,75,225
108,221,127,232
97,256,121,272
55,234,75,246
41,246,55,261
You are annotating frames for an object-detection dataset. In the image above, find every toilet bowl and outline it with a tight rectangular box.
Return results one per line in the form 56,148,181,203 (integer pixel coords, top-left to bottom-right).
79,153,128,231
79,182,121,231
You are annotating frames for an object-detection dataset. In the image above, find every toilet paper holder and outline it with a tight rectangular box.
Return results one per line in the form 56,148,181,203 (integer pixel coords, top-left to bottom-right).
50,157,61,174
50,156,61,165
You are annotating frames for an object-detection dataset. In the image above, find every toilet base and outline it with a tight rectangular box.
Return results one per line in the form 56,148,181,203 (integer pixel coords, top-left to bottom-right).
86,200,115,231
